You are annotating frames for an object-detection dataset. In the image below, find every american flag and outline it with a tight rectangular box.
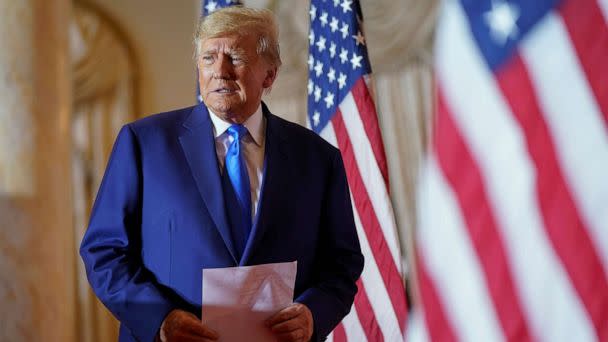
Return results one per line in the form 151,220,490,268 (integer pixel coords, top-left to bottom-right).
307,0,409,341
411,0,608,341
197,0,242,103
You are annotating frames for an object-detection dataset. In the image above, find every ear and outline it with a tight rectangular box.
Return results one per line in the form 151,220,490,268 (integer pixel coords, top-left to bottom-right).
262,67,278,88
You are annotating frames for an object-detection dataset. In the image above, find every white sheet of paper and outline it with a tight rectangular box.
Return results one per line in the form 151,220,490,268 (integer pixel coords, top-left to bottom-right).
202,261,297,342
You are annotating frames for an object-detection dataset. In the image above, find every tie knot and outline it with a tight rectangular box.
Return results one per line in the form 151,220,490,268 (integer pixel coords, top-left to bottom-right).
227,124,248,141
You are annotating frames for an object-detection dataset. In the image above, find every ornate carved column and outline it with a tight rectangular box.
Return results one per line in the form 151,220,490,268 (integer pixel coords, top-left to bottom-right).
0,0,75,341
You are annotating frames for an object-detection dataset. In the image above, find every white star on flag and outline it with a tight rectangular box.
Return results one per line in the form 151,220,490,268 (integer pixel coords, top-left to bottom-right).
308,79,314,94
328,68,336,83
310,5,317,21
316,36,327,52
484,0,520,44
314,60,324,77
350,52,363,69
320,12,329,26
340,23,350,39
205,0,217,13
312,111,321,126
330,17,340,32
314,85,322,102
308,55,315,70
339,48,349,64
324,91,335,108
341,0,352,13
337,72,347,89
329,42,337,58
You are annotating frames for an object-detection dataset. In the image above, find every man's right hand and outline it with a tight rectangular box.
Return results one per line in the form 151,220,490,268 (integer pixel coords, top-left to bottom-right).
158,309,219,342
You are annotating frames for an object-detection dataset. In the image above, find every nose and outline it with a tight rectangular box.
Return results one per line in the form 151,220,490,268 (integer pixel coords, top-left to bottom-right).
213,54,234,79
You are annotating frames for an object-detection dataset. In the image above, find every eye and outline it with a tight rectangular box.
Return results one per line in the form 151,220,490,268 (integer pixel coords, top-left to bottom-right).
230,55,245,65
201,55,214,65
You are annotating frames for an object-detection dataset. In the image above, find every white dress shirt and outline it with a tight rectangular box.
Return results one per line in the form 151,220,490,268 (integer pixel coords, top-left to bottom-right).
208,105,266,220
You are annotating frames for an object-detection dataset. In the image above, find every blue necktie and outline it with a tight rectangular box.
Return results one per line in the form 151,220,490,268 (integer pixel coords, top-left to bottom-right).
222,124,252,260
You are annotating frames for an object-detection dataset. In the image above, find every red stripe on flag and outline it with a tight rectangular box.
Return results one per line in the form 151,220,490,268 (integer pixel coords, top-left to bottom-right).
558,0,608,126
436,90,534,341
332,323,347,342
416,248,458,342
497,54,608,341
350,79,390,188
355,280,385,341
332,110,409,333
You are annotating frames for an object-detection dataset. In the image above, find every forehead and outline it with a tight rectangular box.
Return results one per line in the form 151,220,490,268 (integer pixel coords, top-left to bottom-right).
201,34,257,53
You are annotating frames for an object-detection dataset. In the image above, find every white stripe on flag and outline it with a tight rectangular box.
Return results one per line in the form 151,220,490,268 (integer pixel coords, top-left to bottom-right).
521,12,608,275
436,2,596,341
339,92,403,270
339,298,367,342
351,193,404,341
418,156,504,342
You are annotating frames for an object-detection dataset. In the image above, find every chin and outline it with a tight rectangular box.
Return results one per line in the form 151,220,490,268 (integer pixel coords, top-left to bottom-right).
208,101,233,115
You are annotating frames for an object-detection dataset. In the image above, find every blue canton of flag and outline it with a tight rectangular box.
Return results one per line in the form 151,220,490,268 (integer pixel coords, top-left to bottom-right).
202,0,242,16
307,0,372,132
197,0,243,103
461,0,560,71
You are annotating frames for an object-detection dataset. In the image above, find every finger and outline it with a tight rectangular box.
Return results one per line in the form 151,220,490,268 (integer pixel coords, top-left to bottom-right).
266,304,303,326
275,328,305,342
270,317,302,334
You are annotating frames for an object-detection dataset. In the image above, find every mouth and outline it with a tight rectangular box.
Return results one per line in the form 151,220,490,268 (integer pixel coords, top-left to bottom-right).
213,87,237,94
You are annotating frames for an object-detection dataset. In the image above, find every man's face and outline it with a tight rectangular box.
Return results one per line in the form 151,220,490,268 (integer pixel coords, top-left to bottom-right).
198,34,277,123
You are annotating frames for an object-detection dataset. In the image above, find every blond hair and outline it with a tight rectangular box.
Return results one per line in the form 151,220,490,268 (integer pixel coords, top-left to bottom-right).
194,6,282,68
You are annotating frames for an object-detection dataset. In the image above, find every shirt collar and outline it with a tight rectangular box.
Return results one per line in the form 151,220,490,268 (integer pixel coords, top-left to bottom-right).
208,104,265,146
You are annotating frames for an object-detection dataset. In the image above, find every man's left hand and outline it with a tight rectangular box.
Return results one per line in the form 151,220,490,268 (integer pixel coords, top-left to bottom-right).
266,303,314,342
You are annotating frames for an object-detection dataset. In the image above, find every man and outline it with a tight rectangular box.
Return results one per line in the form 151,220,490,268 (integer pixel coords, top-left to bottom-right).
80,6,363,342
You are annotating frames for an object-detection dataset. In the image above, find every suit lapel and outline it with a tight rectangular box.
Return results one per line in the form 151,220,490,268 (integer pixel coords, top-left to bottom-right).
240,106,290,265
179,104,238,264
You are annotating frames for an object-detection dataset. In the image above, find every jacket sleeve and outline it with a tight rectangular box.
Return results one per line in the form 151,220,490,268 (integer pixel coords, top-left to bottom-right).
79,125,174,342
295,150,364,341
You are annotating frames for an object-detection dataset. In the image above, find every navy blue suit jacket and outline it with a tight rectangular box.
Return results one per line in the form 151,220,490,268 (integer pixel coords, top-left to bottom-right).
80,103,364,342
